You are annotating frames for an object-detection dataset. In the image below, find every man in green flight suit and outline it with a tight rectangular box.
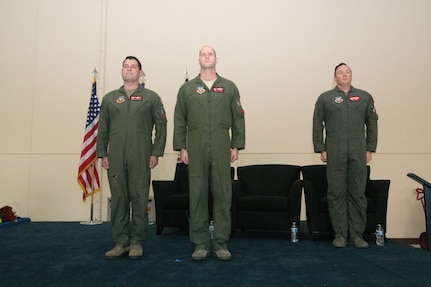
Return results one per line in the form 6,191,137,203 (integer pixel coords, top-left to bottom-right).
174,45,245,261
313,63,378,248
97,56,167,259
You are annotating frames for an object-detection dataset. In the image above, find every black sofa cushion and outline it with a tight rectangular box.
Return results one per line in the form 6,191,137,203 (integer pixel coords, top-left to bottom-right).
237,196,289,211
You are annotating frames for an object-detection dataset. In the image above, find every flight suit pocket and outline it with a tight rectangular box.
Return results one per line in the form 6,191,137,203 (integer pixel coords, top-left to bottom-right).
108,174,122,194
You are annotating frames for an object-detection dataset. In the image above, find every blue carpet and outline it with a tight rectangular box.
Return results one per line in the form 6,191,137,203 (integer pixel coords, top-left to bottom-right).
0,222,430,286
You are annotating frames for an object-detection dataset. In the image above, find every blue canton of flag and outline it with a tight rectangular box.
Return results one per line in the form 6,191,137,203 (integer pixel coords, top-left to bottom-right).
86,82,100,127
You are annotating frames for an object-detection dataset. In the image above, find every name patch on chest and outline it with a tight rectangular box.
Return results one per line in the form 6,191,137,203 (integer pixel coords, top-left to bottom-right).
349,96,361,102
130,95,142,101
212,87,224,93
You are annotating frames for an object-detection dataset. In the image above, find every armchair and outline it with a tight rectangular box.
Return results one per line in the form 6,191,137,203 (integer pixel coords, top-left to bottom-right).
232,164,302,233
302,164,390,240
152,164,235,235
152,163,189,235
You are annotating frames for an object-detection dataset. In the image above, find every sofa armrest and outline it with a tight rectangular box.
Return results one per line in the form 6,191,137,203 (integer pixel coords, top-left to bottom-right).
365,179,390,233
288,179,303,226
152,180,177,220
303,178,324,232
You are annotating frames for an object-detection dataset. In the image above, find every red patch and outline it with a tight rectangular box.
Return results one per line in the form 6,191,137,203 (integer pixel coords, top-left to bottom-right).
349,96,361,102
130,95,142,101
212,87,224,93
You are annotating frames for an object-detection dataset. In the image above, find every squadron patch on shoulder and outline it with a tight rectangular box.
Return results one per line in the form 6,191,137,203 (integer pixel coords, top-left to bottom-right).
160,107,167,119
371,106,378,120
116,96,126,104
334,96,343,104
196,86,206,94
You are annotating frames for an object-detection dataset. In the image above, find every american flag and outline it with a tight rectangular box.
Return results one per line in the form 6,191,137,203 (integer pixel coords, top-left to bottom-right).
77,76,101,201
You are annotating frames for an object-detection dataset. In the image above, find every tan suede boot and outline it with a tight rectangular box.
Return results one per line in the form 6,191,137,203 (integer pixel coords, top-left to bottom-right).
105,245,129,259
128,244,143,259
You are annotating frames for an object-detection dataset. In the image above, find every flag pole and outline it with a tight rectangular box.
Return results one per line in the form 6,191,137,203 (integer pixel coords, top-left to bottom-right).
80,67,102,226
80,164,102,225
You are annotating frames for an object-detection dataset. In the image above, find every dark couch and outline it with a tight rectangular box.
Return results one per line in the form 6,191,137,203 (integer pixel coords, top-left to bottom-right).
152,163,234,235
152,163,189,235
302,164,390,240
232,164,302,233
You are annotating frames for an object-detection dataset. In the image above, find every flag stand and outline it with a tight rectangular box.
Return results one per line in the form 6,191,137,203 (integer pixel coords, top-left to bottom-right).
80,163,102,225
80,192,102,225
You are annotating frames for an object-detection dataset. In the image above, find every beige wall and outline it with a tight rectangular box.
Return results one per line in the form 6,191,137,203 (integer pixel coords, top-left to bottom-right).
1,0,430,238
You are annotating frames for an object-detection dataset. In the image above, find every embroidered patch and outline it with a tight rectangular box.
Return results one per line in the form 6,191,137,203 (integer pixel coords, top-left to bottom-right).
130,95,142,101
334,96,343,104
371,106,378,120
116,96,126,104
236,100,244,113
349,96,361,102
196,86,205,94
212,87,224,93
160,107,166,119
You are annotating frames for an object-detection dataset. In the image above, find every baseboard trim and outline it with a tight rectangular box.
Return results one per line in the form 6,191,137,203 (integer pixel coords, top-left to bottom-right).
392,238,419,245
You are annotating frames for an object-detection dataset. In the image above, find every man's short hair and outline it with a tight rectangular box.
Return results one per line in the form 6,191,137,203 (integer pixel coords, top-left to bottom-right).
123,56,142,70
334,62,347,75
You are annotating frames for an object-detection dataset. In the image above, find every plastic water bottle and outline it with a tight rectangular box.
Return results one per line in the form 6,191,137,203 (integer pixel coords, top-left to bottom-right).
376,224,385,246
209,220,214,240
291,222,298,242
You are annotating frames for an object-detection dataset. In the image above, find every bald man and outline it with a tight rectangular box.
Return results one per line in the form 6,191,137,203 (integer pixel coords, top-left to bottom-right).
174,46,245,261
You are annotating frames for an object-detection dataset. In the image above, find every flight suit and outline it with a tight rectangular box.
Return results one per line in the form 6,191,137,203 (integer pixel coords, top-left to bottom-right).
313,86,378,239
173,75,245,251
97,85,167,246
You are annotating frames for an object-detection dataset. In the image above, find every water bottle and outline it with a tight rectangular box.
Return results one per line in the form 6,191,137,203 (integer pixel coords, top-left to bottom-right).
376,224,385,246
209,220,214,240
291,222,298,242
